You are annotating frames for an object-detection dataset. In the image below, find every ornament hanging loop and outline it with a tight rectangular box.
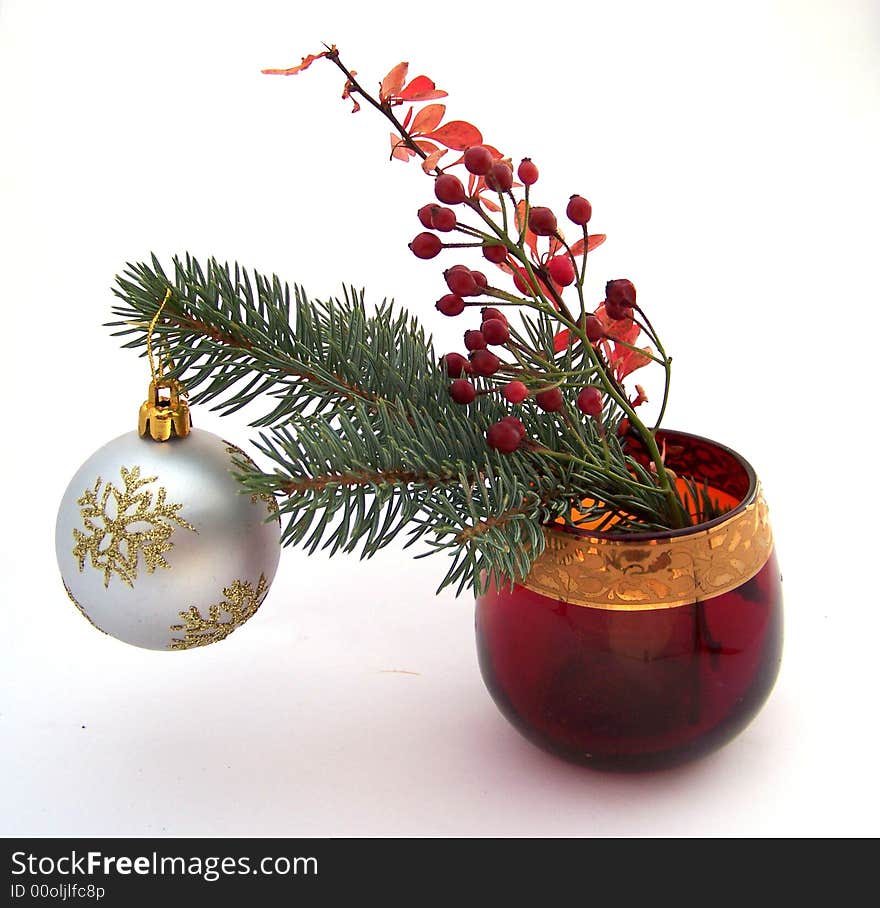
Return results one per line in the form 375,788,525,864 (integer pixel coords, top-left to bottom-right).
138,288,191,441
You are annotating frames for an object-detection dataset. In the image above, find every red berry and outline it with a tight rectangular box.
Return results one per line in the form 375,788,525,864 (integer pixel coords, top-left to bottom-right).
464,145,494,175
576,386,603,417
445,267,479,297
503,381,529,404
418,204,456,232
435,173,466,205
566,195,592,225
486,420,522,454
486,161,513,192
436,293,465,316
470,349,501,376
548,256,576,287
417,204,436,229
449,379,477,405
464,329,487,351
605,301,632,321
501,415,527,439
432,206,457,232
606,279,636,306
480,307,507,324
481,318,510,345
605,279,637,320
483,243,507,264
443,352,470,377
528,206,557,236
471,270,488,290
410,232,442,259
535,387,564,412
585,315,604,342
517,158,539,185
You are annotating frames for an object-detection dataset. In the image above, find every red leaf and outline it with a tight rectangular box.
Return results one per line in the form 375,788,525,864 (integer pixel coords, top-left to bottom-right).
380,62,409,102
554,308,645,358
480,145,506,160
423,120,483,150
402,107,414,130
390,133,414,161
261,50,330,76
411,103,446,134
614,346,653,379
414,139,439,155
399,75,448,101
421,147,448,173
516,200,539,261
341,78,361,114
553,330,571,353
471,175,505,208
596,303,640,345
570,234,607,256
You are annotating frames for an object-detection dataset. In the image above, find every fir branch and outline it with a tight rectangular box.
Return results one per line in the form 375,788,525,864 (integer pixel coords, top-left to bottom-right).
110,255,435,424
110,253,719,595
233,395,569,587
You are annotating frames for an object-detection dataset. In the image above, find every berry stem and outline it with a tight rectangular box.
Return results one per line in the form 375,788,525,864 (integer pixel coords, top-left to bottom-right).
322,48,436,169
481,285,551,310
535,367,602,379
653,359,672,432
497,188,510,235
578,225,590,285
506,244,576,324
518,185,531,246
453,223,489,239
633,306,672,432
464,197,510,243
506,343,537,373
558,235,586,321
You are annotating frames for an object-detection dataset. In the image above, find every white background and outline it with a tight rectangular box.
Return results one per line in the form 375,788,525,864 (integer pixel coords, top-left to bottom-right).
2,0,878,836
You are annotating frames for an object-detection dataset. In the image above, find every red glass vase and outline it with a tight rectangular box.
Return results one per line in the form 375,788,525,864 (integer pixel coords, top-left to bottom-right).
475,430,782,771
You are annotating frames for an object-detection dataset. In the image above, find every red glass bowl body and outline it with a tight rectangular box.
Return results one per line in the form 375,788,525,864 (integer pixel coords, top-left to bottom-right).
475,431,783,771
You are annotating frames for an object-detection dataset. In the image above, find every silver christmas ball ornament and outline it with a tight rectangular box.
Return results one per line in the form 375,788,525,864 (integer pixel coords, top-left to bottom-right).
55,408,282,651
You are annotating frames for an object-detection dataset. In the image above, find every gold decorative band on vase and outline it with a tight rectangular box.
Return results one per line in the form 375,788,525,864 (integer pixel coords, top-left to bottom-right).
520,486,773,611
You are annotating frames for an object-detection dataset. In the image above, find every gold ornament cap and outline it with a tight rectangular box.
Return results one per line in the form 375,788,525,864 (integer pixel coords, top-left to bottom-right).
138,377,191,442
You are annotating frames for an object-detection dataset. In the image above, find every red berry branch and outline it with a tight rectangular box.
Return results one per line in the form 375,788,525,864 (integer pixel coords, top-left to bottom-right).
264,45,688,529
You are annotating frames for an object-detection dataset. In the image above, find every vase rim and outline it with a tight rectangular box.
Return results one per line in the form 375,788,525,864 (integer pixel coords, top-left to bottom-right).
550,428,758,544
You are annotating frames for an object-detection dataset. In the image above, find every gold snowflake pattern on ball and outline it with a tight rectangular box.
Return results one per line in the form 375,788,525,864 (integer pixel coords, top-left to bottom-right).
223,441,281,522
72,466,196,588
168,574,269,650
